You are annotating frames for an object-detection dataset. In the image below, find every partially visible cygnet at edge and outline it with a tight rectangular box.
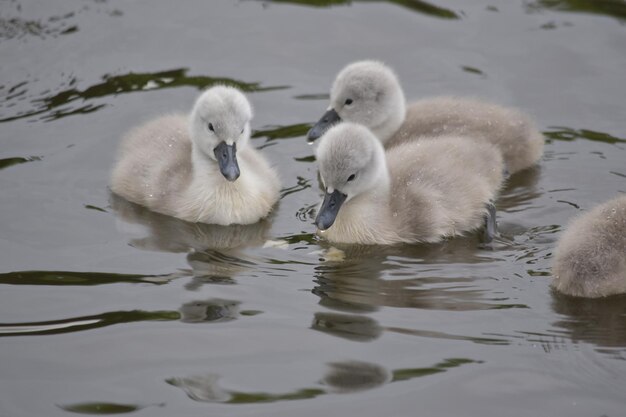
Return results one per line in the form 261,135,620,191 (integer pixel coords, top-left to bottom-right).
314,123,505,245
552,195,626,298
110,86,280,225
308,60,544,174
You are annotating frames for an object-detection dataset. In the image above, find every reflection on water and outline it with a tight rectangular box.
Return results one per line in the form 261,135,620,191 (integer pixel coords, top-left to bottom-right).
0,298,255,337
167,357,479,404
498,166,543,213
257,0,460,19
312,312,383,341
322,361,390,392
313,256,527,313
0,15,78,41
312,311,509,345
252,123,311,142
526,0,626,21
0,309,179,337
551,291,626,355
545,127,626,145
0,68,288,123
111,194,272,289
0,269,176,286
0,155,41,171
179,298,241,323
111,194,271,253
0,0,123,44
59,401,163,415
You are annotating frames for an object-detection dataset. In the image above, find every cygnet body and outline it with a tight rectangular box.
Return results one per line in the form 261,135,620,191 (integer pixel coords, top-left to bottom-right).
110,86,280,225
314,123,505,245
308,60,544,174
552,195,626,298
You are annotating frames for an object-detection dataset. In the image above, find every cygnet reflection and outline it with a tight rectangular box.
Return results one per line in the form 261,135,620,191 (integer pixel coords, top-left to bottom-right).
110,193,271,288
167,374,229,403
179,298,241,323
321,361,391,393
551,291,626,354
313,247,512,313
311,312,383,342
110,193,271,252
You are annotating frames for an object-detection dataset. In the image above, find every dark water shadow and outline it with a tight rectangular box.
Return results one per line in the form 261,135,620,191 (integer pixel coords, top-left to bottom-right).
255,0,460,19
0,298,252,337
0,68,288,123
0,309,180,337
0,270,176,287
166,357,479,404
0,156,41,171
526,0,626,22
58,402,164,415
550,290,626,356
544,127,626,145
252,123,312,142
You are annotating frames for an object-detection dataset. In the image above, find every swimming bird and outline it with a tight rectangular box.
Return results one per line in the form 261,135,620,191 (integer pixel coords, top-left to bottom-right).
314,123,505,245
307,60,544,174
110,86,280,225
552,195,626,298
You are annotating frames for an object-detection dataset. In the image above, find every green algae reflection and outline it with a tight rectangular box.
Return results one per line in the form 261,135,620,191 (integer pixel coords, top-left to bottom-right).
0,68,288,123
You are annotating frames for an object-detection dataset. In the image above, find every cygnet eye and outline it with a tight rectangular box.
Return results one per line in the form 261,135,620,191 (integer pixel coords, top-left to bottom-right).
344,98,353,105
347,174,356,182
208,123,214,132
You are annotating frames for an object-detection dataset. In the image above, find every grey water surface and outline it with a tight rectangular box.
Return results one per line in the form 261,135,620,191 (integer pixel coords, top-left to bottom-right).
1,0,626,416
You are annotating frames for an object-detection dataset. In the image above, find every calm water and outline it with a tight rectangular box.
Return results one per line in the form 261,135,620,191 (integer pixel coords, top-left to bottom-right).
1,0,626,416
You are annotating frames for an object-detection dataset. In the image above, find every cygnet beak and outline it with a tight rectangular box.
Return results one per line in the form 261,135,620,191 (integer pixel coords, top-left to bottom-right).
214,141,240,182
315,189,347,231
307,108,342,141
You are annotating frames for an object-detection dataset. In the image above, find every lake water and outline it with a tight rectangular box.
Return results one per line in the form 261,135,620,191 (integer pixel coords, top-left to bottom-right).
1,1,626,416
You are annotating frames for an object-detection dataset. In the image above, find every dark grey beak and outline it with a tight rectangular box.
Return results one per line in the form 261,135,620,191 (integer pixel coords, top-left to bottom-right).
307,108,342,141
214,142,240,182
315,189,348,231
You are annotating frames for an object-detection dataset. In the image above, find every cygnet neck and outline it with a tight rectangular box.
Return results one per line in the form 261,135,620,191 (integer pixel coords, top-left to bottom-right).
370,92,406,144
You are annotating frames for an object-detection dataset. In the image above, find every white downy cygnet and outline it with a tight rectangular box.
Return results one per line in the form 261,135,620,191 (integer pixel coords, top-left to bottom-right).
308,60,544,174
314,123,505,245
110,86,280,225
552,195,626,298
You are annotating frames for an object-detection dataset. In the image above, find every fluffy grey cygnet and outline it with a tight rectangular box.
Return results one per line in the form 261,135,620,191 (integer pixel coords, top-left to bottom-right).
308,60,544,174
314,123,505,245
110,86,280,225
552,195,626,298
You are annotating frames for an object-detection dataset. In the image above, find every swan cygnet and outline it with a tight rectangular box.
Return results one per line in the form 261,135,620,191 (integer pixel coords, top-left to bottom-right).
314,123,505,245
552,195,626,298
110,86,280,225
307,60,544,174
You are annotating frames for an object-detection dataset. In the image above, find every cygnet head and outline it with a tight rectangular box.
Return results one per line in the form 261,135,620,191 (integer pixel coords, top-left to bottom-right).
315,123,387,231
308,61,406,142
189,86,253,181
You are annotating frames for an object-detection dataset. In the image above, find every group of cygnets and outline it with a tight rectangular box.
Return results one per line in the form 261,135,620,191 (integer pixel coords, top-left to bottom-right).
110,60,626,299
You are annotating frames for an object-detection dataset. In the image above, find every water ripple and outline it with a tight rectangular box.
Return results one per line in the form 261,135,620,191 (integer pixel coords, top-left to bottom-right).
255,0,460,19
166,358,479,404
0,69,288,123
